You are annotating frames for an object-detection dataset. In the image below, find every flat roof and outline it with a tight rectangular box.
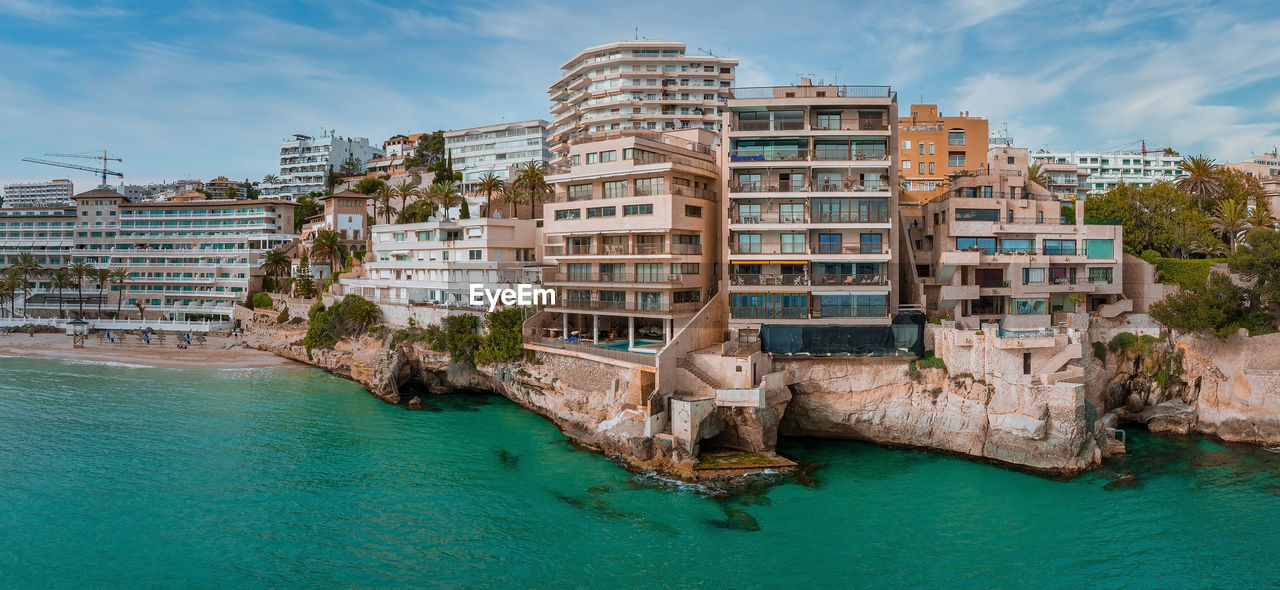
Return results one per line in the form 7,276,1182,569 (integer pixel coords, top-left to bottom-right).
444,119,550,137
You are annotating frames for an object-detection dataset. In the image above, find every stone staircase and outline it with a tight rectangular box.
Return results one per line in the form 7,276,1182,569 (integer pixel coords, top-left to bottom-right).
1037,341,1083,383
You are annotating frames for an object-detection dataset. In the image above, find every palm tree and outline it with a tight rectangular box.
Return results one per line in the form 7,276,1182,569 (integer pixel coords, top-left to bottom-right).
13,252,43,317
1027,162,1050,188
311,230,347,277
1176,155,1222,212
1247,199,1276,233
1,269,20,318
426,180,462,221
110,268,129,318
373,185,396,225
93,267,112,318
263,174,281,184
512,161,550,219
502,187,530,220
68,260,93,319
259,249,291,292
50,269,72,319
1210,198,1250,252
391,180,421,217
475,172,506,218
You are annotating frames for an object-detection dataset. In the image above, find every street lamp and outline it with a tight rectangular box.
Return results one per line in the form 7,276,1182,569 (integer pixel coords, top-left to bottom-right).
67,318,89,349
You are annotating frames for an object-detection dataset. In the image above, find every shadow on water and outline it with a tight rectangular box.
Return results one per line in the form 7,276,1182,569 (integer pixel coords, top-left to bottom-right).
706,504,761,532
403,391,495,413
1100,431,1280,492
492,449,519,469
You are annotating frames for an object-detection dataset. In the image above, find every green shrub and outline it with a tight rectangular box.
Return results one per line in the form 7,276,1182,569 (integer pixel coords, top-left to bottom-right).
1108,332,1137,353
276,307,290,323
1148,257,1224,292
303,310,335,350
261,276,277,293
476,308,526,365
424,314,481,365
308,301,326,320
1092,341,1107,362
324,294,381,340
917,351,946,370
288,317,305,325
1140,250,1162,264
251,292,273,309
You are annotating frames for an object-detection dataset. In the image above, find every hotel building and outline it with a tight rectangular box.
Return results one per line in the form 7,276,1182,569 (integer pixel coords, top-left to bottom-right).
897,104,988,206
445,120,551,191
1030,150,1184,194
365,133,428,177
67,188,297,321
722,82,901,337
261,131,384,200
914,147,1127,331
204,176,247,199
547,41,736,164
0,206,77,293
340,217,540,309
535,128,721,352
3,179,75,208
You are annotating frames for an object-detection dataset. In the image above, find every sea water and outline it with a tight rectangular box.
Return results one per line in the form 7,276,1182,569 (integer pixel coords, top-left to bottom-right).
1,357,1277,587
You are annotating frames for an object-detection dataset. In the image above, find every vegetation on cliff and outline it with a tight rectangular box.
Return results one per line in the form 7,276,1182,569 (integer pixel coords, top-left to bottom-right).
1150,230,1280,338
407,309,527,366
303,295,382,353
251,292,273,309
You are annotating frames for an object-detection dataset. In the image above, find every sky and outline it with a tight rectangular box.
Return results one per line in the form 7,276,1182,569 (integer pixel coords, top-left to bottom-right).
2,0,1280,189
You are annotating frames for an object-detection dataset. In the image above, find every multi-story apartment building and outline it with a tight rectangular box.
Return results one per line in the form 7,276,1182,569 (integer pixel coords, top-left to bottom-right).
547,41,736,164
914,147,1127,331
340,217,540,308
365,132,428,177
298,191,373,279
261,131,384,200
204,176,247,199
1036,160,1092,201
62,188,297,321
1030,150,1185,194
536,128,720,352
722,82,900,336
3,179,74,208
1224,151,1280,179
445,120,551,192
0,206,78,295
897,104,988,206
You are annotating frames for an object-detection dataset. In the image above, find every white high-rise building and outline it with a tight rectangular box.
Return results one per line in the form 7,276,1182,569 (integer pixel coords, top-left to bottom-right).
261,131,384,200
1031,150,1185,195
444,120,551,191
547,41,737,164
3,179,74,208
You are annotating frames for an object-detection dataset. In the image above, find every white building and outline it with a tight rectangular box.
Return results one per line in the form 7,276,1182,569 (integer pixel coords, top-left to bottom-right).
340,217,541,310
261,131,385,200
444,120,551,191
547,41,737,164
3,179,74,208
1031,151,1185,195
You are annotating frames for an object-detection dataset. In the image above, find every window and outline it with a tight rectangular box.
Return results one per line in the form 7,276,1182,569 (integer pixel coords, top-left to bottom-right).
1043,239,1076,255
902,160,912,170
554,209,581,220
603,181,628,199
1000,239,1034,254
780,233,806,253
636,263,664,282
623,204,653,216
587,152,598,164
955,237,996,253
393,232,406,241
635,177,664,196
587,206,615,218
954,208,999,221
918,142,925,155
1011,298,1048,315
817,233,842,254
948,152,966,167
671,263,700,275
902,140,912,150
599,150,616,162
1085,239,1114,259
918,162,925,174
1022,267,1046,284
929,142,935,155
1088,267,1114,283
684,205,702,217
928,162,935,174
673,290,700,304
468,250,482,261
1007,156,1015,165
568,184,593,201
735,233,761,253
948,129,966,145
859,233,883,253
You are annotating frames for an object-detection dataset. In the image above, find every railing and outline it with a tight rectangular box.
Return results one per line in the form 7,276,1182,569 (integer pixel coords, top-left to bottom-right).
811,305,888,319
728,243,888,255
811,273,889,286
729,273,888,287
811,119,889,131
812,211,891,224
1042,247,1078,256
544,271,697,285
978,280,1010,287
732,119,806,132
730,212,808,224
730,273,809,286
997,327,1055,339
552,299,702,314
728,149,888,162
730,307,808,319
731,85,895,99
728,179,888,193
1005,216,1069,226
996,247,1037,255
524,336,656,367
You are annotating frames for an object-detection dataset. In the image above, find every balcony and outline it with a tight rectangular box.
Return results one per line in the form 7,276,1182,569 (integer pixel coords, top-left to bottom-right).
553,298,702,314
728,243,889,256
728,179,888,193
544,243,702,257
544,271,698,286
730,211,808,225
729,273,887,287
727,148,888,163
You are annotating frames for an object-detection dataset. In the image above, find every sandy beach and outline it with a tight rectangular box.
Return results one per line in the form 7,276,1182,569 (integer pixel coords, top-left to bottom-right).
0,332,300,370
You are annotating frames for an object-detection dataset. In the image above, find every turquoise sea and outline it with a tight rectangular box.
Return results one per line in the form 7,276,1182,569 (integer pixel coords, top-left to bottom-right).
1,357,1278,588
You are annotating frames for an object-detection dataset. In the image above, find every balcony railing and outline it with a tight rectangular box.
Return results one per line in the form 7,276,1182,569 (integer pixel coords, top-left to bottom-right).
810,273,888,286
730,306,808,319
554,299,703,314
728,243,887,255
730,85,895,99
732,120,807,132
728,149,888,162
729,305,889,320
731,211,808,224
728,179,888,193
544,243,702,256
545,271,697,285
729,273,888,287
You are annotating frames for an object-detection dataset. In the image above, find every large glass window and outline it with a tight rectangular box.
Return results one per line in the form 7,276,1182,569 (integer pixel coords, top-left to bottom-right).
812,198,889,223
566,263,591,281
780,233,806,253
1011,298,1049,315
586,206,615,218
1043,240,1076,255
1000,239,1034,254
603,181,627,199
859,233,883,253
954,208,999,221
1085,239,1114,259
635,177,664,196
948,152,966,167
948,129,966,145
623,204,653,216
636,263,664,282
956,237,996,253
1089,267,1114,283
554,209,581,220
568,184,593,201
816,294,887,318
735,233,761,253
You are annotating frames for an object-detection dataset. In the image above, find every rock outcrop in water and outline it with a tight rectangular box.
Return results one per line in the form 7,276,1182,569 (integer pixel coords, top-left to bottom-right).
775,356,1101,474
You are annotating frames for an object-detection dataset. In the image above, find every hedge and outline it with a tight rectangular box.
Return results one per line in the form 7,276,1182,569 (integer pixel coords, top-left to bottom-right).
1146,257,1225,292
251,292,273,309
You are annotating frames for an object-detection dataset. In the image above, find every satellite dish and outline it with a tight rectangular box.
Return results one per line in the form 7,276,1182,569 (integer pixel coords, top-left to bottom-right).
427,215,438,222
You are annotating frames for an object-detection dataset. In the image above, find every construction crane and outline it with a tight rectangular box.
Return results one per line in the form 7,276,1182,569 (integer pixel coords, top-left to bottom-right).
1140,139,1170,155
21,150,123,187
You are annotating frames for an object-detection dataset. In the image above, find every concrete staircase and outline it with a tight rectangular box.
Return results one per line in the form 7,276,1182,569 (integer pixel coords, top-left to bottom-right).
1037,341,1083,383
679,357,723,391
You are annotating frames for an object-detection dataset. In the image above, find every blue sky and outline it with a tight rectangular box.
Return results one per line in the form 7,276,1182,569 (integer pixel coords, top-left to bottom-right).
2,0,1279,189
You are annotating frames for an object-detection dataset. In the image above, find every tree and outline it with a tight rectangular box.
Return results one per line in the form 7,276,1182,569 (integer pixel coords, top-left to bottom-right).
13,252,42,317
1175,155,1222,212
93,267,112,318
311,229,347,274
373,185,397,224
1210,198,1250,252
50,269,72,318
338,153,363,177
1084,182,1210,256
110,268,129,318
502,187,530,220
294,193,323,231
1026,162,1049,188
224,186,238,200
2,268,21,318
240,180,260,200
391,181,421,216
405,130,445,169
426,180,462,221
293,249,317,299
1228,229,1280,310
475,308,525,365
263,174,281,184
68,260,93,318
476,172,505,217
259,249,291,292
352,177,387,195
1150,273,1273,338
1248,198,1276,233
512,161,550,219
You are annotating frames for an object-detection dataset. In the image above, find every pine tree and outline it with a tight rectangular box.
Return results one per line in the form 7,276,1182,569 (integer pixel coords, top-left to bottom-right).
293,248,317,299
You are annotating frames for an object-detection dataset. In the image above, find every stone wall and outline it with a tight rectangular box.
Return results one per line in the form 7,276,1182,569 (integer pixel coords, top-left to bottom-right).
1177,331,1280,444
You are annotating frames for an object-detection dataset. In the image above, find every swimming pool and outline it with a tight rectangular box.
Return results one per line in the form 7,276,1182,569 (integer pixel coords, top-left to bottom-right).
595,339,662,354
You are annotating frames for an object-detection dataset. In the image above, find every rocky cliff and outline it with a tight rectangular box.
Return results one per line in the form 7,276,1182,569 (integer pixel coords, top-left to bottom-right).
775,356,1101,475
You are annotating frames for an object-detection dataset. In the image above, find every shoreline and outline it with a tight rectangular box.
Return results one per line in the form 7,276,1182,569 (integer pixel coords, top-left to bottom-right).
0,332,302,370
